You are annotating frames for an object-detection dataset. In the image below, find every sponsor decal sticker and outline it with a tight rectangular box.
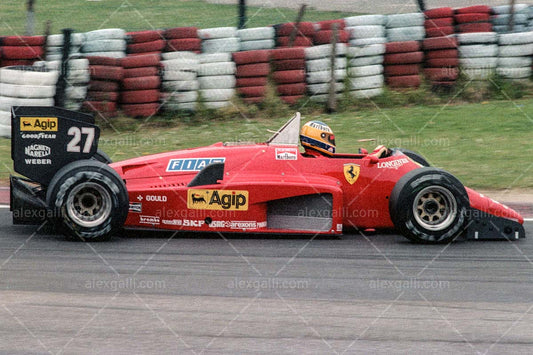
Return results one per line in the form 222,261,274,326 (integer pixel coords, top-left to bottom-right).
162,219,182,226
24,144,51,158
139,215,160,225
146,195,167,202
24,158,51,165
343,163,360,185
208,221,267,229
337,224,343,232
21,133,56,139
188,189,249,211
275,147,298,160
20,117,58,132
129,202,142,213
377,158,409,169
167,158,225,172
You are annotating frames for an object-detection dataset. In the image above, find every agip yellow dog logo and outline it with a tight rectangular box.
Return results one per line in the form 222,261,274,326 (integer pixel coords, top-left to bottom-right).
188,189,249,210
20,117,58,132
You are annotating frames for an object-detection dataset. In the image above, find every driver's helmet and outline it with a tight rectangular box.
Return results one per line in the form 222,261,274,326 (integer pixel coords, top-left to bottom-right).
300,121,336,155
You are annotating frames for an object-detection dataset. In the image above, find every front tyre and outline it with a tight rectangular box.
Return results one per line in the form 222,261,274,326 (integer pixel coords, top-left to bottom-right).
46,160,128,241
389,168,469,243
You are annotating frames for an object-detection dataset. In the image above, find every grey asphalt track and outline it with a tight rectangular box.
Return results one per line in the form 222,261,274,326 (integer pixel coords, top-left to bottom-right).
0,209,532,354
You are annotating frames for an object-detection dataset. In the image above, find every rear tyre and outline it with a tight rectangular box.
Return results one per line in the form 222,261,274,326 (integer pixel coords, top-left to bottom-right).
46,160,128,242
389,168,469,243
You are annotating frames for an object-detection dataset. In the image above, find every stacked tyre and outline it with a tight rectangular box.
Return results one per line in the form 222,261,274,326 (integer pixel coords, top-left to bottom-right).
491,4,530,33
424,7,455,38
160,52,199,112
0,36,45,67
386,13,426,42
384,41,424,88
233,50,270,104
45,33,85,61
237,27,275,51
345,15,387,47
197,53,236,109
454,6,493,34
496,31,533,81
458,32,498,80
271,47,306,104
305,44,347,102
313,19,349,45
199,27,240,54
164,27,201,53
120,54,161,117
274,22,315,48
0,66,58,137
529,5,533,30
83,56,123,118
347,43,385,99
82,29,126,58
423,36,459,88
126,30,165,56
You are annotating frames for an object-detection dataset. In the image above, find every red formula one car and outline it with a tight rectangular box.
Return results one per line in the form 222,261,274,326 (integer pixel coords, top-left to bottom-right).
10,107,525,243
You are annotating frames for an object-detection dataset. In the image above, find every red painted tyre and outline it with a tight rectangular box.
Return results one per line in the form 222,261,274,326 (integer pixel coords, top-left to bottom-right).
424,67,459,81
279,95,304,105
165,38,202,52
313,30,349,45
454,13,490,24
456,23,492,33
124,66,160,78
386,41,420,54
386,75,421,88
271,47,305,60
121,103,160,117
120,89,160,104
272,58,305,71
87,56,120,66
2,35,45,46
122,76,161,90
0,59,34,66
243,96,265,104
236,77,268,87
163,27,198,39
384,64,420,76
127,39,166,54
277,83,306,96
384,51,424,65
89,80,120,92
276,36,313,47
120,53,161,68
127,51,162,57
423,36,458,50
276,22,315,36
237,86,267,97
425,7,454,19
87,91,120,102
272,70,306,84
127,30,163,43
425,27,455,38
1,46,44,59
90,65,124,81
236,63,270,77
455,6,491,14
82,101,118,114
424,18,454,29
232,50,270,65
425,49,458,59
425,57,458,67
316,19,345,31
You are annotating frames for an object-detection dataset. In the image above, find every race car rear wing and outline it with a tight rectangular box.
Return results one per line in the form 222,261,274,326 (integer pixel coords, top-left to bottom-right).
11,106,100,186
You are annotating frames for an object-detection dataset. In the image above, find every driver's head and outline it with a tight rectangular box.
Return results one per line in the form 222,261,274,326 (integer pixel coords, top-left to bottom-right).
300,121,336,155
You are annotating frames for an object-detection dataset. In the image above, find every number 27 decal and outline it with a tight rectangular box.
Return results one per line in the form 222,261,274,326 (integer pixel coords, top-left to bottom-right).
67,127,95,153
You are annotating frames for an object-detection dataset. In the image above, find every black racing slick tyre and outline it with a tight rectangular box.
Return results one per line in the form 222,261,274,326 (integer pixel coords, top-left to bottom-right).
394,148,430,167
92,149,113,164
389,168,469,244
46,160,128,242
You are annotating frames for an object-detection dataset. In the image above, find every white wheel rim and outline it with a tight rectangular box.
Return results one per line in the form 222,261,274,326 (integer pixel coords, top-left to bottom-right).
412,186,457,231
66,182,112,228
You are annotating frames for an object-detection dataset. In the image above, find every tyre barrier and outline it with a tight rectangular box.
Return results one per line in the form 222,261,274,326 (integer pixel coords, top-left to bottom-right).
45,33,84,62
497,31,533,80
83,56,123,118
274,22,316,48
161,52,199,112
126,30,165,56
424,7,456,39
164,27,201,53
200,27,240,54
347,42,385,99
305,44,346,102
313,19,349,46
271,47,306,104
386,13,426,42
422,36,459,87
0,35,45,67
384,41,423,89
233,50,270,103
237,27,275,51
454,6,493,34
491,4,530,33
458,32,498,80
82,29,126,58
197,52,236,108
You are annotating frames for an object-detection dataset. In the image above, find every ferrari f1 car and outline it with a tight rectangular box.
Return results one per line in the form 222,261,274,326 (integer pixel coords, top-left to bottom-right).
10,107,525,243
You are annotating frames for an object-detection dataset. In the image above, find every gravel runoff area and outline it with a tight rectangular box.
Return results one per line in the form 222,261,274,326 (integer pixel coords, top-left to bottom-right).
206,0,533,14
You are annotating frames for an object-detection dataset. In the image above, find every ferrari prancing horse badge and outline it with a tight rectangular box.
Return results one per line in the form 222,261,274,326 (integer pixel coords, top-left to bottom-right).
344,164,360,185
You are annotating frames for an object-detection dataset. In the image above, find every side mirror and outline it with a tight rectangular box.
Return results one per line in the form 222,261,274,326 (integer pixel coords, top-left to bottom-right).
368,155,379,164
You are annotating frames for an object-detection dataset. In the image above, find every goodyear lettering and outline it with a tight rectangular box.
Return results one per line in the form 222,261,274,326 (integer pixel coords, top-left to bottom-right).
377,158,410,169
21,133,56,139
20,117,58,132
187,189,249,211
166,158,225,172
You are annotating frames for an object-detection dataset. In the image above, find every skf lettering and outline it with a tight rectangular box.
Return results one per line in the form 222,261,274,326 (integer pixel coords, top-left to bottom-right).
187,189,249,211
20,117,58,132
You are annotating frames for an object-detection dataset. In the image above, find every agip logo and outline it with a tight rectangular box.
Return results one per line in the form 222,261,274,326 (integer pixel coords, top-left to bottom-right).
20,117,58,132
188,189,249,211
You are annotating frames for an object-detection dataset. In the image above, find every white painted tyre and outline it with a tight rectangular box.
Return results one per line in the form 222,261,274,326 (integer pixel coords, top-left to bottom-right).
66,69,90,84
387,26,425,42
0,67,59,86
350,87,383,99
198,53,232,64
306,69,346,84
498,43,533,57
349,55,384,67
344,15,386,27
47,33,84,46
499,31,533,45
164,102,197,111
239,39,275,51
462,68,493,80
459,44,498,58
0,110,11,125
162,80,200,91
83,39,126,52
0,123,11,138
459,57,497,68
347,25,386,39
202,101,231,109
162,58,200,72
307,82,344,95
237,27,275,41
347,44,385,58
386,13,425,28
492,14,528,26
0,83,56,98
349,37,387,46
348,64,384,77
161,51,198,61
306,57,347,72
198,75,236,89
162,70,197,81
201,37,240,53
64,100,83,111
84,28,126,41
0,96,54,111
498,56,533,67
198,27,237,39
199,89,235,101
197,62,236,76
492,4,529,15
305,44,347,59
349,75,384,90
164,91,199,103
83,51,125,58
66,86,88,100
496,66,532,79
457,32,497,44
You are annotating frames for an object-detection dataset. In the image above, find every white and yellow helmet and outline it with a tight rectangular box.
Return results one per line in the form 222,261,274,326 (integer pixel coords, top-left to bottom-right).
300,121,336,155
